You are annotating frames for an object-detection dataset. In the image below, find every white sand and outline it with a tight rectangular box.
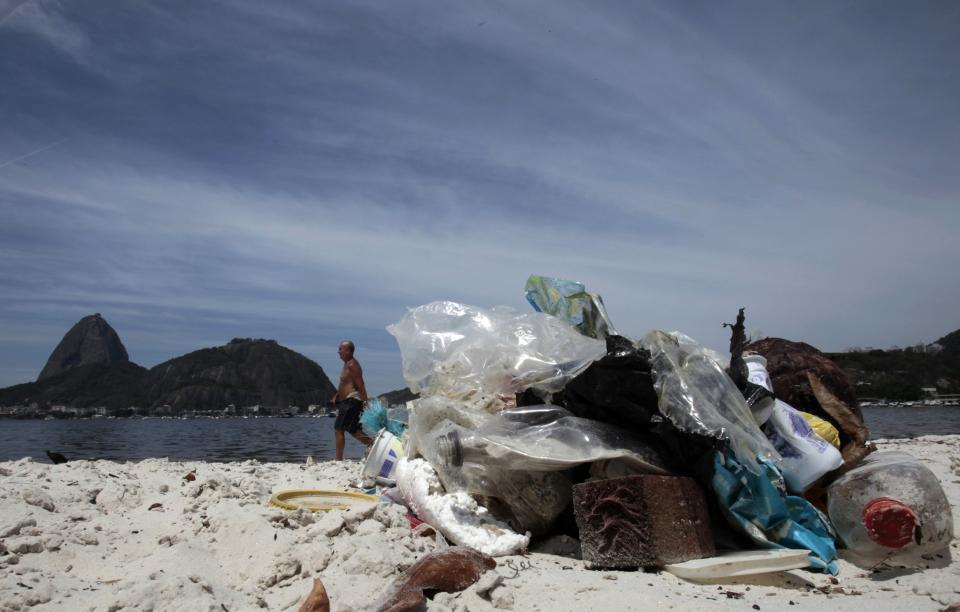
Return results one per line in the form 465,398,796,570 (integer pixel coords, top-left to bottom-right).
1,435,958,612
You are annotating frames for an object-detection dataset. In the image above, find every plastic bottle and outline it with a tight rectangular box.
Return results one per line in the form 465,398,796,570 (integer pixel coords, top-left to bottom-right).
742,354,774,425
827,451,954,564
763,399,843,493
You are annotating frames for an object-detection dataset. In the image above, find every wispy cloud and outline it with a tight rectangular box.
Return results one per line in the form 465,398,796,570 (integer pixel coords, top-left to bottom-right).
1,0,958,390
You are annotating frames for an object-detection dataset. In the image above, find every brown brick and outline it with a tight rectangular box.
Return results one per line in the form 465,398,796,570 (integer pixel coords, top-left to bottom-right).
573,475,714,569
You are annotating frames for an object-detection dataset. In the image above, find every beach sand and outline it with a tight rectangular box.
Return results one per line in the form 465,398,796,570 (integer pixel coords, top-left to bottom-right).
1,435,958,611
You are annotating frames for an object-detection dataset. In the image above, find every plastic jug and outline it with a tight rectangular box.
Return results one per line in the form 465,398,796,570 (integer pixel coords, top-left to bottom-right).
763,400,843,493
827,451,954,564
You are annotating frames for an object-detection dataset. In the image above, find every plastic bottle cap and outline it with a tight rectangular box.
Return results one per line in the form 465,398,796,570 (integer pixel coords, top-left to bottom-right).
862,497,917,549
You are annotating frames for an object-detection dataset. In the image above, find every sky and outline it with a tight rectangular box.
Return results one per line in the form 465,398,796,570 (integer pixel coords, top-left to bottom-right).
1,1,959,394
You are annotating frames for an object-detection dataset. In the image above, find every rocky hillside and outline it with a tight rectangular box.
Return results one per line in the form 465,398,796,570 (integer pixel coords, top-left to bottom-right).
0,317,337,412
142,338,337,410
378,387,419,406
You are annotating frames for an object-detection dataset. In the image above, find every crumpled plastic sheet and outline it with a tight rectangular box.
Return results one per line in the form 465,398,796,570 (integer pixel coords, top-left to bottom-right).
523,275,617,339
419,404,670,474
712,448,839,574
387,301,606,397
641,330,779,472
406,398,669,534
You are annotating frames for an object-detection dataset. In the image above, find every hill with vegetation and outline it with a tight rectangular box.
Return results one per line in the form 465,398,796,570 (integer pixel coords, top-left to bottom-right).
827,329,960,400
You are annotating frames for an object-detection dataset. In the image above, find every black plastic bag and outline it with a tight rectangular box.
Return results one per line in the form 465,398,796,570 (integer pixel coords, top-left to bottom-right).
549,335,660,430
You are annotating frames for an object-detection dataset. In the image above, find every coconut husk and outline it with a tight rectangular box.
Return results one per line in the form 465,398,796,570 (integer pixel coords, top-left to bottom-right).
376,547,496,612
299,578,330,612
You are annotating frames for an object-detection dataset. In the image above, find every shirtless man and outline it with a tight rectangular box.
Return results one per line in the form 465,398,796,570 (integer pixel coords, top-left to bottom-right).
330,340,373,460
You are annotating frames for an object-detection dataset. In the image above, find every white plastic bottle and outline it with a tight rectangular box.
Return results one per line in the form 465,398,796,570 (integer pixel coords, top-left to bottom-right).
742,353,774,425
763,399,843,493
827,451,954,564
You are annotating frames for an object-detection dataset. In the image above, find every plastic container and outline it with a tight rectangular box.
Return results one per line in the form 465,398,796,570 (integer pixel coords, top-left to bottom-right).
361,430,405,486
827,451,954,565
269,490,379,512
763,400,843,493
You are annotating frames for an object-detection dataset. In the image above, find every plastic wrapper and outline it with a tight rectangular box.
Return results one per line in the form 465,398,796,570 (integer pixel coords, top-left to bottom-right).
523,275,617,339
386,301,606,398
641,330,779,472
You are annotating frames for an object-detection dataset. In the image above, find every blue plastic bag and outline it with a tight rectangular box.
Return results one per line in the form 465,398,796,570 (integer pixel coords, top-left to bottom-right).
711,448,839,574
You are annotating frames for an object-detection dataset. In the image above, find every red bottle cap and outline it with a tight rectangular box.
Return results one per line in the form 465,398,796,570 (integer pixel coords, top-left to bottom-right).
862,497,917,549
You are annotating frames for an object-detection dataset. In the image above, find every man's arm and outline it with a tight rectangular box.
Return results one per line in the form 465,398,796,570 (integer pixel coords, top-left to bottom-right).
348,361,368,403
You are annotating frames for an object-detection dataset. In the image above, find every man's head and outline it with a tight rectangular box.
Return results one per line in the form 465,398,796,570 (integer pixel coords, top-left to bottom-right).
338,340,355,362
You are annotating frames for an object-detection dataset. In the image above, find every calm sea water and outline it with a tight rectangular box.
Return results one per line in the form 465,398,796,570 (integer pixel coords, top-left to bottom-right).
1,406,958,463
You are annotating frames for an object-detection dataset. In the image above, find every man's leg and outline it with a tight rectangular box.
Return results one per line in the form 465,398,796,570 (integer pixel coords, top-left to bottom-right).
350,430,373,447
335,429,346,461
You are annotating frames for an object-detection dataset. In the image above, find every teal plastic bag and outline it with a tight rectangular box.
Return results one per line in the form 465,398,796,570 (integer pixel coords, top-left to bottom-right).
360,399,406,437
712,448,839,574
524,275,616,339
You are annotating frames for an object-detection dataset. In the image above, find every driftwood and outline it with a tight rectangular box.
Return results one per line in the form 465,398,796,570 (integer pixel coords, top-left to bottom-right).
298,578,330,612
376,547,496,612
723,308,748,391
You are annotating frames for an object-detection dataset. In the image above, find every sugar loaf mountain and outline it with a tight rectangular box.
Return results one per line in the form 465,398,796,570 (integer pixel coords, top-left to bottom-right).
0,314,338,417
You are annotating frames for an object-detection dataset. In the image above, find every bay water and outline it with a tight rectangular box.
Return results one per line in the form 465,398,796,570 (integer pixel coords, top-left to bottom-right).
1,405,958,463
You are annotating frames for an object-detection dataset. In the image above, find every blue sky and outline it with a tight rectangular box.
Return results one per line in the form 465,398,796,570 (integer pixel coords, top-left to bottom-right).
1,0,958,394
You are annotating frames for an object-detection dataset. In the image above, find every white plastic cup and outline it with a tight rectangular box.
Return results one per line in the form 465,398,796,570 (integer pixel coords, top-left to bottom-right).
361,430,405,486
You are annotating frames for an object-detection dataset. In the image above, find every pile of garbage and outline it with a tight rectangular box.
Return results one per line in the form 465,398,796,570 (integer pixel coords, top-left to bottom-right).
359,275,954,579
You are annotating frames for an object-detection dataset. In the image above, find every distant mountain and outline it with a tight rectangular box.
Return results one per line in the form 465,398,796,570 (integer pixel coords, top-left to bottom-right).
38,313,129,381
378,387,419,406
0,317,337,412
142,338,337,410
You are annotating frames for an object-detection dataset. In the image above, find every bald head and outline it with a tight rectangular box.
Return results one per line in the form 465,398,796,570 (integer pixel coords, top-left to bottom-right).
338,340,355,362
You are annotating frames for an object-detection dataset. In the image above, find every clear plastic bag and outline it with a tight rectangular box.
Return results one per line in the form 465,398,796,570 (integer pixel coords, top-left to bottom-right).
407,399,669,534
387,301,606,397
641,330,779,471
421,404,669,474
